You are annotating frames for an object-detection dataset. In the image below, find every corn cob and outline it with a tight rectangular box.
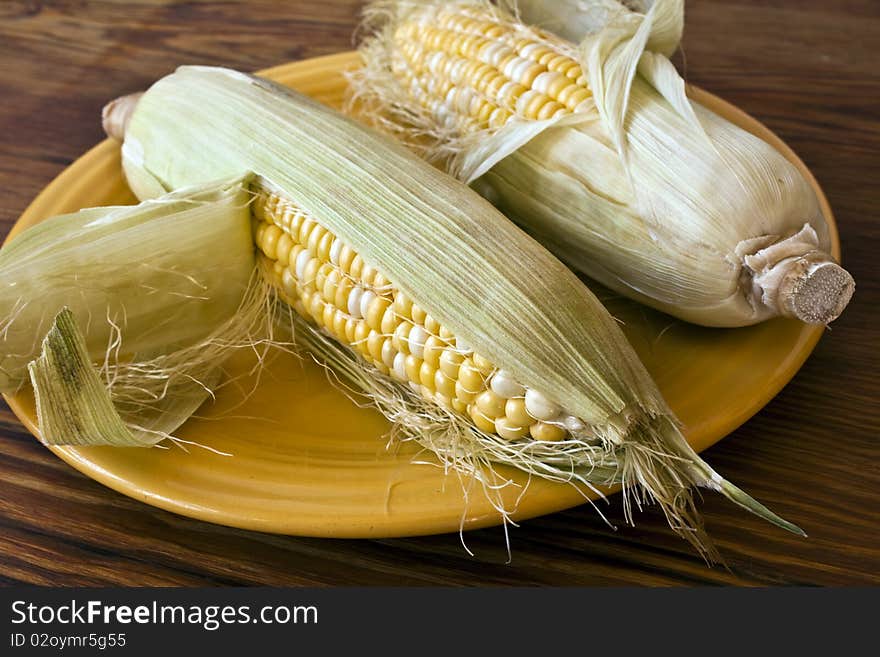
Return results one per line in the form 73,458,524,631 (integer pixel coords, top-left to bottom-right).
355,0,855,327
101,65,802,553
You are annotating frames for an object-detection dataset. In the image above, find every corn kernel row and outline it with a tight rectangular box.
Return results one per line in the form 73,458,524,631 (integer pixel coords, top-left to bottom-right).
390,6,593,133
253,189,574,443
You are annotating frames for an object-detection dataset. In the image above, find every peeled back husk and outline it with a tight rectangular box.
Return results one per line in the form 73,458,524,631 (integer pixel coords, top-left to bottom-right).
354,0,854,327
105,65,802,553
1,176,267,446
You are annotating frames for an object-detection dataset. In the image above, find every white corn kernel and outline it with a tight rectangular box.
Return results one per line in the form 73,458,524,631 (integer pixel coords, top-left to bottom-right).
329,237,342,265
392,352,407,381
348,286,365,319
490,369,525,398
524,389,560,421
562,415,587,433
408,325,428,359
360,289,377,319
381,338,396,368
295,249,312,282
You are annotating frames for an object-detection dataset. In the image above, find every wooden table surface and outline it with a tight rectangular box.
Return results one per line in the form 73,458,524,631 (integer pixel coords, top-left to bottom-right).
1,0,877,587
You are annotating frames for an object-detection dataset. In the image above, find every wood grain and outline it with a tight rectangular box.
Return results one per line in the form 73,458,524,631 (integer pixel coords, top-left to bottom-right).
0,0,877,586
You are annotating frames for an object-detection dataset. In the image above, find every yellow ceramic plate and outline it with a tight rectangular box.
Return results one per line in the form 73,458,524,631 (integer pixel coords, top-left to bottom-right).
3,52,838,538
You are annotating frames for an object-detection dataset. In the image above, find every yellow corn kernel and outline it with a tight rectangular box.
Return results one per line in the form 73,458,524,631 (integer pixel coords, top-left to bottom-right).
321,268,340,303
422,335,444,369
321,301,335,331
410,303,427,326
332,309,348,339
458,358,484,392
380,304,398,335
434,369,456,398
424,314,441,335
334,277,353,311
367,330,385,363
475,389,505,418
393,291,413,320
366,295,391,332
469,406,497,434
306,224,326,257
275,232,294,265
419,361,436,391
393,321,412,355
504,398,533,427
337,243,356,273
439,348,463,378
472,353,495,374
344,317,358,344
349,254,364,280
353,321,371,355
287,244,304,271
530,422,567,442
495,416,529,441
259,223,282,259
307,292,323,322
315,262,333,294
297,217,315,246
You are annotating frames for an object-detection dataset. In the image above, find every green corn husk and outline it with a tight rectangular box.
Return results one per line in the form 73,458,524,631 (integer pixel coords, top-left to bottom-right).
100,64,802,555
353,0,854,327
1,176,271,446
28,308,195,447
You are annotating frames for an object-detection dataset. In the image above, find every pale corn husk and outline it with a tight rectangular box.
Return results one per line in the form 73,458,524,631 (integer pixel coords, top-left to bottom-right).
1,176,277,446
353,0,854,327
102,65,803,555
500,0,666,46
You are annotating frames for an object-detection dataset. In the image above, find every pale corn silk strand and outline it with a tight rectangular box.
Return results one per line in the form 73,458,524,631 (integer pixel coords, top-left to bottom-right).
351,0,854,327
104,66,801,557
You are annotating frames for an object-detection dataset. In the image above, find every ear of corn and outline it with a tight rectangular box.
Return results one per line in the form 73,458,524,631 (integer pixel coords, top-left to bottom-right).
353,0,854,327
119,65,661,435
98,64,804,554
254,187,572,444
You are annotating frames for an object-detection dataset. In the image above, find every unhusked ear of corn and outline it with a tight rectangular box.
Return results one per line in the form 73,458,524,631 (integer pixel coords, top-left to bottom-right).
353,0,855,327
103,65,803,555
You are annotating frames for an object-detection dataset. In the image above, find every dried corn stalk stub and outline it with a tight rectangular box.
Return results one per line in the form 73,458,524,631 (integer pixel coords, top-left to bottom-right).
354,0,855,327
102,64,803,552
